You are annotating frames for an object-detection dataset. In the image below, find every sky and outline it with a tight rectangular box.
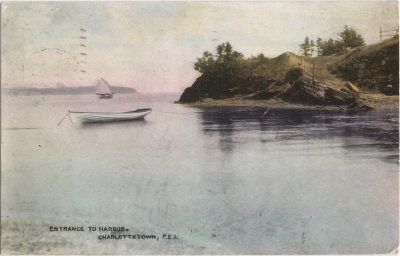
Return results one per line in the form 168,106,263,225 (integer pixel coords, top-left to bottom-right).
1,1,398,93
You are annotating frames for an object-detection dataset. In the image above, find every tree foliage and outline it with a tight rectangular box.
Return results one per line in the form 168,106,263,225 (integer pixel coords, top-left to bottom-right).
299,37,312,57
254,53,269,65
320,39,344,56
338,25,365,49
300,25,366,56
194,42,244,74
310,40,315,56
316,37,323,56
193,51,215,73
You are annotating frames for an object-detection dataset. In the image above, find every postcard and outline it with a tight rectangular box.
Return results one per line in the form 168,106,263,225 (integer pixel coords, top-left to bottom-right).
1,1,399,254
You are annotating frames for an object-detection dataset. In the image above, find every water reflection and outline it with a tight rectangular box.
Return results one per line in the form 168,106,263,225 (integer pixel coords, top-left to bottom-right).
78,119,147,129
197,106,399,163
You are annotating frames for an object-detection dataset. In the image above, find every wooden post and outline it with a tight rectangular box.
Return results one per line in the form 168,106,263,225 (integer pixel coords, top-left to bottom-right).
312,62,315,93
312,62,315,84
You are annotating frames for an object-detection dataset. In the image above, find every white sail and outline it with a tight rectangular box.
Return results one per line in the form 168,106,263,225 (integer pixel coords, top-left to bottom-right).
96,78,113,95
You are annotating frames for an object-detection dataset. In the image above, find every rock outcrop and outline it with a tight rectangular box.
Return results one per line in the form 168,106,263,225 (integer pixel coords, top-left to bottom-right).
180,66,371,110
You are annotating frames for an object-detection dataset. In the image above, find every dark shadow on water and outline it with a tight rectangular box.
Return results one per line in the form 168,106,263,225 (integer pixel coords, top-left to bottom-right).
78,119,147,129
197,106,399,164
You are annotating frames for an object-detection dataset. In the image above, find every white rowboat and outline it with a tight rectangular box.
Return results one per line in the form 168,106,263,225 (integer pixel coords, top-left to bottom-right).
69,108,152,123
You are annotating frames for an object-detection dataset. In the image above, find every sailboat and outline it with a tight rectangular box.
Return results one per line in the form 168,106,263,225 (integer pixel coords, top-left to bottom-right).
68,77,152,123
65,28,152,124
96,78,114,99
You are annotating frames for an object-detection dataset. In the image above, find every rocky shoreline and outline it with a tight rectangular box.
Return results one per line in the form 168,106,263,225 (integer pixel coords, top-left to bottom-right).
179,92,398,111
179,68,398,111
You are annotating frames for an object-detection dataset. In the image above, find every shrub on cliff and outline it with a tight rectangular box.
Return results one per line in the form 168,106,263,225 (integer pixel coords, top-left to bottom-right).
180,42,252,101
194,42,245,77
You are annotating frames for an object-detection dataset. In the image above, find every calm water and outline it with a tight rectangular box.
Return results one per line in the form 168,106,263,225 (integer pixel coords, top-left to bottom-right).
1,93,398,254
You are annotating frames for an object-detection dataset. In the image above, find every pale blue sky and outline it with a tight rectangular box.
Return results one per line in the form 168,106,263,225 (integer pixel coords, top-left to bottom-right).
1,1,398,92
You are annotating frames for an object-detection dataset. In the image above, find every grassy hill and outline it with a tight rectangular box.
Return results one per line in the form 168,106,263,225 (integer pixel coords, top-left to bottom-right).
243,52,304,80
328,36,398,94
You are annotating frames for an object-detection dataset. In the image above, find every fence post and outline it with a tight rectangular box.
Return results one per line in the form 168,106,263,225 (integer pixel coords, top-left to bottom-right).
312,61,315,93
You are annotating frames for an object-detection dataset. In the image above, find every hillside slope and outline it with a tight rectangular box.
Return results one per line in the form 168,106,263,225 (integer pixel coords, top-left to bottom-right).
328,36,398,95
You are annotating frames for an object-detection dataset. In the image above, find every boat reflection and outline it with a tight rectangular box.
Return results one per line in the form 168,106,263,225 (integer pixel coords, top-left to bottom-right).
79,118,147,129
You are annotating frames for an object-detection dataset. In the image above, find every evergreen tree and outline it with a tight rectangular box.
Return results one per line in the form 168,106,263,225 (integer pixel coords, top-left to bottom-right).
338,25,365,48
310,40,315,56
299,37,312,57
316,37,323,56
302,26,365,56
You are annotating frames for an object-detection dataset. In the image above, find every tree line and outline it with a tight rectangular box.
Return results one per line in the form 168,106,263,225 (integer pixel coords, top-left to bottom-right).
194,25,366,74
299,25,365,56
194,42,245,74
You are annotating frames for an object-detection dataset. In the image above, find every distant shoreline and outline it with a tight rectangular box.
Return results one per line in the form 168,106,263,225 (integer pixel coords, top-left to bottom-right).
2,86,137,96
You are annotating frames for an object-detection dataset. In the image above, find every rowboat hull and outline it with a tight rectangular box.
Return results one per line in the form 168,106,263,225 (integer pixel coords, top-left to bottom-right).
69,108,151,123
